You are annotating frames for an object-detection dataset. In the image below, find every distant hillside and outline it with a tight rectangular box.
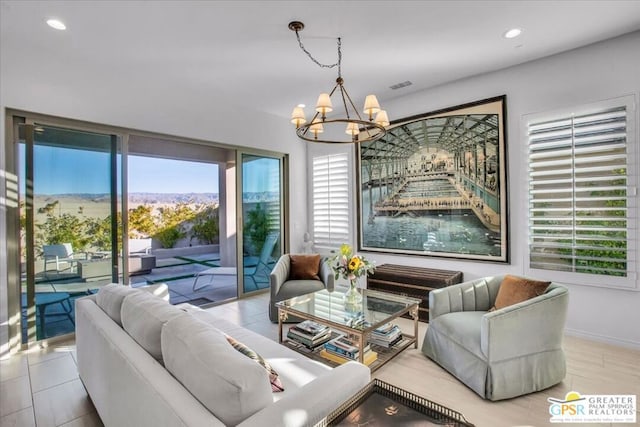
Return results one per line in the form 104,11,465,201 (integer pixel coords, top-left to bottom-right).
34,193,219,204
128,193,219,204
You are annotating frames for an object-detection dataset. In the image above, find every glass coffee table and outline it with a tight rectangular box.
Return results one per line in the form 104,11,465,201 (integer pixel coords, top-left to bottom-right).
276,288,420,372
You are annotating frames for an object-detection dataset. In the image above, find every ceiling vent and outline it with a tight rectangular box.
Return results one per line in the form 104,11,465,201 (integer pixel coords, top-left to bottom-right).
390,80,412,90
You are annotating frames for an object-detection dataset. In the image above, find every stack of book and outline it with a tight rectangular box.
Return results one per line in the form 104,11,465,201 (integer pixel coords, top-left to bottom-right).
320,335,378,366
286,320,332,349
368,323,403,348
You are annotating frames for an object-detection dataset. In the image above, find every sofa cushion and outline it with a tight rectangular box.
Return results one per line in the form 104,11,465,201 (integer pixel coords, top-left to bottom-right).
96,283,141,326
289,254,321,280
161,314,272,426
492,275,551,310
225,334,284,392
121,291,183,363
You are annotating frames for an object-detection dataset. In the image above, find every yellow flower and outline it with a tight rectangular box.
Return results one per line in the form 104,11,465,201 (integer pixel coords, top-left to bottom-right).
348,257,361,271
340,244,352,257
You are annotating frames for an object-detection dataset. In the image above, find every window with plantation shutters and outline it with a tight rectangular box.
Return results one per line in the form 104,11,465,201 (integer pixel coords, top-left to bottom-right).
527,96,637,288
312,153,350,249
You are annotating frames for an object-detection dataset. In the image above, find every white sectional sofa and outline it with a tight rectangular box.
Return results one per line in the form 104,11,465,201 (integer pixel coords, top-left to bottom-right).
75,284,370,427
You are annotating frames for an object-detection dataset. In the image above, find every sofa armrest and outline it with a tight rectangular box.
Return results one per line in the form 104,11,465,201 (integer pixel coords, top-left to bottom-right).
237,362,370,427
319,258,335,292
429,276,503,321
481,284,569,361
270,255,291,300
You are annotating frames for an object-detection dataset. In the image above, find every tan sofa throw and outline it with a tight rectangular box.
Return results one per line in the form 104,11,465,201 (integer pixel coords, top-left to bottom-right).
491,275,551,310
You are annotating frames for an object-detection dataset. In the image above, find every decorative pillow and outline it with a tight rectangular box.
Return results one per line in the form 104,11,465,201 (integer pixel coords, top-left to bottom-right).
491,275,551,311
225,334,284,392
289,254,321,280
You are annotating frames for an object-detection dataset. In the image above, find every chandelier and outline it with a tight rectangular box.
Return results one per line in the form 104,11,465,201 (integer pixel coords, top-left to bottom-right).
288,21,389,144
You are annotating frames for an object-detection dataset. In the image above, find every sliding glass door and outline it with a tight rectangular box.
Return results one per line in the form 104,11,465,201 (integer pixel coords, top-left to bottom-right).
239,153,285,295
18,123,121,342
5,110,290,349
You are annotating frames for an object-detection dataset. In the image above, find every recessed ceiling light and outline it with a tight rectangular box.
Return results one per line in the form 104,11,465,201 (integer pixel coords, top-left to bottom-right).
46,19,66,30
503,28,522,39
297,104,305,108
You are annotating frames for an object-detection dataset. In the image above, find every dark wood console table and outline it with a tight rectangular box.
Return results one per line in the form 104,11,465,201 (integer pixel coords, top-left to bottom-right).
367,264,463,322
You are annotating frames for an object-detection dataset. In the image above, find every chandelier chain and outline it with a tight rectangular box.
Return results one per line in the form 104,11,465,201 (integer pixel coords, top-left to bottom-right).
294,29,342,77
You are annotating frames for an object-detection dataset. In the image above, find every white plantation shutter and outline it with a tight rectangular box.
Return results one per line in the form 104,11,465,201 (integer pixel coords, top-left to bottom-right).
313,154,350,249
527,97,637,288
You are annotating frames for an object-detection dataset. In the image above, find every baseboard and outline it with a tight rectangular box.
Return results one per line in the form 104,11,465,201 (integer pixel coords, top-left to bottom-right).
564,328,640,350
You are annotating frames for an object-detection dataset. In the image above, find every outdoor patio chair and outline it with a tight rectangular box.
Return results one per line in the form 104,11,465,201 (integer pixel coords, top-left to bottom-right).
192,232,279,292
43,243,88,276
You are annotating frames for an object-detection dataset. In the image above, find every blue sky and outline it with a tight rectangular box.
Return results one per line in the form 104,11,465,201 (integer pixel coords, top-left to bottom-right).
20,145,278,194
128,156,218,193
21,144,111,194
242,157,280,193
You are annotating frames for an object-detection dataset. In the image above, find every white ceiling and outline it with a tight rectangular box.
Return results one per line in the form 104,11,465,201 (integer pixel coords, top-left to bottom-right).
2,0,640,120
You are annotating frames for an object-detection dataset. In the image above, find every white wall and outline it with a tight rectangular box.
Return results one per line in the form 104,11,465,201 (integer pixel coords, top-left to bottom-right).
342,31,640,348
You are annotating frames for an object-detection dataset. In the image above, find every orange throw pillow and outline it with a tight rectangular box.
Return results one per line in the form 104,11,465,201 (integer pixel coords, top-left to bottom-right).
289,254,321,280
491,275,551,311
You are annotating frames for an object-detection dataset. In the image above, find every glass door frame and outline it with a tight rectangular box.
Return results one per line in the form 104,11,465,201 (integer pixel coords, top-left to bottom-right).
5,111,126,348
236,149,289,298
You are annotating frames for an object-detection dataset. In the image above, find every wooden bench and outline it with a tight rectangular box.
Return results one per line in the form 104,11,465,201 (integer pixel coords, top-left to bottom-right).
367,264,463,322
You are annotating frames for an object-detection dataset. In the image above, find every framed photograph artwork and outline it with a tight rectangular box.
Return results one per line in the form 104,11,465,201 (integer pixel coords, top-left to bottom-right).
357,95,509,263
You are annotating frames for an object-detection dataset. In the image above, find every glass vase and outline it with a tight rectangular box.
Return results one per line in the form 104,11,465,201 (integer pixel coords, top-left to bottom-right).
344,279,363,305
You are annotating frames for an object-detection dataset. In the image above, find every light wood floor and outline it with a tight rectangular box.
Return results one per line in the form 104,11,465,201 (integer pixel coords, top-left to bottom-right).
1,292,638,427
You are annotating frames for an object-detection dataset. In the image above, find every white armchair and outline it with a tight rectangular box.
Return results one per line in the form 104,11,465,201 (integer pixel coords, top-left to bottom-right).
422,275,569,400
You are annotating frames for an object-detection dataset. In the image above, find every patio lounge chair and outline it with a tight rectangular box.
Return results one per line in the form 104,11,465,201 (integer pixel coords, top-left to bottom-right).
192,232,279,292
43,243,88,276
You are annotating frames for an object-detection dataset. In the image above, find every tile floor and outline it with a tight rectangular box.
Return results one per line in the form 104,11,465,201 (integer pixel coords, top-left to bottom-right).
2,292,639,427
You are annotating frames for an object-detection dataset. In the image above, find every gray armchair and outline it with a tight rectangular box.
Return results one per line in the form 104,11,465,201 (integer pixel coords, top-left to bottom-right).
422,275,568,401
268,254,334,322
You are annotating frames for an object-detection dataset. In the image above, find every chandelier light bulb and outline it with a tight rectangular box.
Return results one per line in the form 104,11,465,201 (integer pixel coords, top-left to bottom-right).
315,93,333,117
345,122,360,136
363,95,381,120
375,110,390,127
309,118,324,138
290,106,307,128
